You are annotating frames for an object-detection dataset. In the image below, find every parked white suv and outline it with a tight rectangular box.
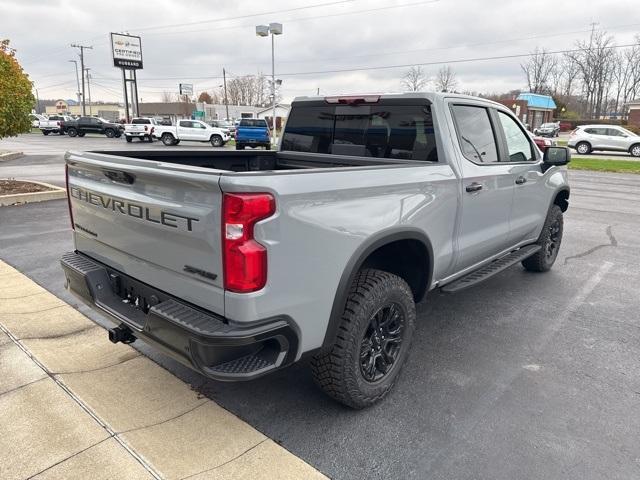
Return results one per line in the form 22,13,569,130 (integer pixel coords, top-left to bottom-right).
568,125,640,157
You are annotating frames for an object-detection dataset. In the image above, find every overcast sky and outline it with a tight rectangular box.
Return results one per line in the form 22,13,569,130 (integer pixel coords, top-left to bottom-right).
4,0,640,104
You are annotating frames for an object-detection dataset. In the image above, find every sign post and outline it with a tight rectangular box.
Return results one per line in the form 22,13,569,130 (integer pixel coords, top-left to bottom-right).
111,33,143,122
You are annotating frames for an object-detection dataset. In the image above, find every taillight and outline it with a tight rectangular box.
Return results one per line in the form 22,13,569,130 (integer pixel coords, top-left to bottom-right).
222,193,275,293
65,164,75,230
57,121,60,126
150,127,154,135
144,125,148,131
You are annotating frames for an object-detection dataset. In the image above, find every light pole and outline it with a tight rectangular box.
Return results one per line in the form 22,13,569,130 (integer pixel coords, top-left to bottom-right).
84,68,92,115
69,60,81,106
256,22,282,146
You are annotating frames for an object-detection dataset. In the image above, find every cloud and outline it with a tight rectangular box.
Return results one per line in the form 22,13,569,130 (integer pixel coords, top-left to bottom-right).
3,0,639,102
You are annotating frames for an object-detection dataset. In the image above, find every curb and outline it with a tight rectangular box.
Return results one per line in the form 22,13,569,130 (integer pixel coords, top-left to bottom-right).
0,181,66,207
0,151,24,162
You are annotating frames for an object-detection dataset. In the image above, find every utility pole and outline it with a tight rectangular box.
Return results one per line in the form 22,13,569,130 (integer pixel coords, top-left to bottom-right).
71,44,92,115
223,68,229,120
84,68,92,115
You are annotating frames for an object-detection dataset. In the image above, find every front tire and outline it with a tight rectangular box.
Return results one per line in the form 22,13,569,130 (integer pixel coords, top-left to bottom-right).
311,269,416,409
105,129,115,138
576,141,591,154
67,128,77,137
210,135,223,147
522,205,563,272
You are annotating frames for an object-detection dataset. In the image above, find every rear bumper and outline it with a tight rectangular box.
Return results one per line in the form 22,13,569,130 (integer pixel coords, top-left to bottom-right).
60,251,299,381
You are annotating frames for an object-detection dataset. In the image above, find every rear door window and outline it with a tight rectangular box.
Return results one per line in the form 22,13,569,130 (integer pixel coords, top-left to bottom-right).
281,104,438,161
179,120,193,128
450,105,498,163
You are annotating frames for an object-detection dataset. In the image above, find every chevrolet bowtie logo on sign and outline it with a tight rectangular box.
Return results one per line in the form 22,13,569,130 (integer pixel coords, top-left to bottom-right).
70,187,199,231
110,33,143,69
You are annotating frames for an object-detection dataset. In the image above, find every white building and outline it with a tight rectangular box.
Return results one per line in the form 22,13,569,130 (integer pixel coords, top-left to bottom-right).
256,104,291,129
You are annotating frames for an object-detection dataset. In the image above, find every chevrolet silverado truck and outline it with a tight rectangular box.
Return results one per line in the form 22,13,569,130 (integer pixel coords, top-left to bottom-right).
154,119,230,147
61,93,571,408
124,117,157,143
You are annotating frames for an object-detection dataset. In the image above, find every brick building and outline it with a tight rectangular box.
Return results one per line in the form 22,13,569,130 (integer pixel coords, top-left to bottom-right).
496,93,557,130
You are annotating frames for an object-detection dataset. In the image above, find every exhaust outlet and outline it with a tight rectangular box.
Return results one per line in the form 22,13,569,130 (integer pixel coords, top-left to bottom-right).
108,325,136,344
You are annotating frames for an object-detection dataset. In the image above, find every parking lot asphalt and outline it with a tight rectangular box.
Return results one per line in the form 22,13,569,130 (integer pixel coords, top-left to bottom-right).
1,156,639,479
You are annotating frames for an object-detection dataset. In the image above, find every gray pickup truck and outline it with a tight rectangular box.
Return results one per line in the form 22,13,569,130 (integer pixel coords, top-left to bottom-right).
61,92,570,408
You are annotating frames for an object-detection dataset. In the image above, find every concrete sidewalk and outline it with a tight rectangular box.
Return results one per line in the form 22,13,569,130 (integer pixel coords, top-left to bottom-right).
0,260,326,480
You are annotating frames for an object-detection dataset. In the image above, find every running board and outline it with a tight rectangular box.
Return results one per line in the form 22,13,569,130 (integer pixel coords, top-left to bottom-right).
440,245,541,294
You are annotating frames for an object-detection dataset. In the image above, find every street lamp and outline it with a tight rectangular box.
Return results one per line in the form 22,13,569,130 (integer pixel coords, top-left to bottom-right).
256,22,282,145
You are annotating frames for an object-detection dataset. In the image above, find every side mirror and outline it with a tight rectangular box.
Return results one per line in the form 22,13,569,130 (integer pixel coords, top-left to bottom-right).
543,146,570,166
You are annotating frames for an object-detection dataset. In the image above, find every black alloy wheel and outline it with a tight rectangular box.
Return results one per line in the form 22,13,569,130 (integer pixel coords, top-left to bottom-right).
360,303,405,382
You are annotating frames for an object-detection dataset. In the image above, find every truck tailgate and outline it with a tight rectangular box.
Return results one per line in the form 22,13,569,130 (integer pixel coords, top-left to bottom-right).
238,126,269,141
66,151,225,315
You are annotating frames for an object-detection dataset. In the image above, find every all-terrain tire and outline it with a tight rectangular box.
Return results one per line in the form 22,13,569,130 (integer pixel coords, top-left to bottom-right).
125,136,132,143
522,204,563,272
311,269,416,409
67,128,77,137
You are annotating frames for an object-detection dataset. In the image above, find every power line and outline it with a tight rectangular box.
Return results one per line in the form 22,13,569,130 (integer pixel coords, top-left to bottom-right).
127,0,356,32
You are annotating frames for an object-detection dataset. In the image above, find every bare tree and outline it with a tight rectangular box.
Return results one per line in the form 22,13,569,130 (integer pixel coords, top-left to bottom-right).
434,65,457,92
226,74,269,106
565,28,616,118
521,48,557,94
611,38,640,117
160,91,176,102
401,66,428,92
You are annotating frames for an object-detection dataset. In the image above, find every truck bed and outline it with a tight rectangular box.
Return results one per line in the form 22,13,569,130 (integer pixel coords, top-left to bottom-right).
88,150,417,173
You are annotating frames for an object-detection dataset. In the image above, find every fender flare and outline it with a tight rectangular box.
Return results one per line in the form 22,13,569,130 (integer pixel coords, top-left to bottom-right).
550,186,570,212
321,228,434,349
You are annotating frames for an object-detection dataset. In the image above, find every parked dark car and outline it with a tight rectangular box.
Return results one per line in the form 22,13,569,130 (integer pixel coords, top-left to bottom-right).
62,117,124,138
533,122,560,137
210,120,236,136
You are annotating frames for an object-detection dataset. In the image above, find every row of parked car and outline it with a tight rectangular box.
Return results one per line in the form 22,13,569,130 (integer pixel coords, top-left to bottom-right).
31,114,273,150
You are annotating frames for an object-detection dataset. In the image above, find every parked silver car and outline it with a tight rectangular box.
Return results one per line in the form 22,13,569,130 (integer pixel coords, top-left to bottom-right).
568,125,640,157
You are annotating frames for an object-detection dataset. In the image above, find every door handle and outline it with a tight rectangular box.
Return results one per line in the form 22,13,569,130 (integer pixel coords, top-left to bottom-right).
515,176,527,185
465,182,483,193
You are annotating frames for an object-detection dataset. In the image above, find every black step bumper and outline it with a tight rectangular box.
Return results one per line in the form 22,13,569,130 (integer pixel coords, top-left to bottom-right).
60,251,299,381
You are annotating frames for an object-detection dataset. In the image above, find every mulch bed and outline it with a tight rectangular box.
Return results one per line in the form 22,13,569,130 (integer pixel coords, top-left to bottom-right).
0,180,53,195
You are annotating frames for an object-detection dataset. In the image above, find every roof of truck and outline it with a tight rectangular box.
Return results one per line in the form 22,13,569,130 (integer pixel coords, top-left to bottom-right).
292,91,504,108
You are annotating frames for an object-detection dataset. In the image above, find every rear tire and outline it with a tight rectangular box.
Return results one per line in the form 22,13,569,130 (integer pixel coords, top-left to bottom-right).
630,144,640,158
67,128,77,137
125,136,132,143
42,130,50,136
161,133,175,146
265,144,271,150
576,141,591,154
522,205,563,272
311,269,415,409
236,143,245,150
77,132,85,137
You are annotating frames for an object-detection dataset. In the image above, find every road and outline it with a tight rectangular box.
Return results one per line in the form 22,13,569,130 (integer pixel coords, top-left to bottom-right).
0,133,233,187
1,154,640,479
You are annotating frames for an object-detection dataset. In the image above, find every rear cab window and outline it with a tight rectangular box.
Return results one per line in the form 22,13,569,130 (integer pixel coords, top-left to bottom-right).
281,101,438,161
239,119,268,128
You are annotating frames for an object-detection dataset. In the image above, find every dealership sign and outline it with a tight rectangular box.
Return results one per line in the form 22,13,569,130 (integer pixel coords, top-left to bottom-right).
111,33,143,69
179,83,194,96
